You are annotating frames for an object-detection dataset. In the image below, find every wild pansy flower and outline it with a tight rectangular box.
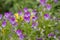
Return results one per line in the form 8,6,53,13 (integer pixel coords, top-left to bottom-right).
54,0,58,3
4,12,12,18
32,16,38,21
24,8,28,12
32,21,38,28
46,4,52,10
0,14,2,20
44,14,50,20
12,22,18,27
16,29,24,40
19,34,24,40
24,11,30,17
9,17,16,24
48,32,55,38
16,29,22,36
32,10,37,16
18,10,22,16
24,16,30,23
2,20,6,27
40,0,47,6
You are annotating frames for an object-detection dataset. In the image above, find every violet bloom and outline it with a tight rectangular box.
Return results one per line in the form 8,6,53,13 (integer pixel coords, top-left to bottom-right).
32,22,38,28
54,0,58,3
44,14,50,20
19,34,24,40
4,12,12,19
9,17,16,24
48,32,55,38
40,0,47,6
46,4,52,10
24,11,30,17
24,8,28,12
37,38,43,40
16,29,22,36
18,11,22,16
12,22,18,27
32,16,38,21
2,20,6,27
32,10,37,15
24,16,30,23
0,14,2,20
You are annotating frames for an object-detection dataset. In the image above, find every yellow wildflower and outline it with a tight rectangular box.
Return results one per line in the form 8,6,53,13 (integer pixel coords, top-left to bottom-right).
14,13,19,19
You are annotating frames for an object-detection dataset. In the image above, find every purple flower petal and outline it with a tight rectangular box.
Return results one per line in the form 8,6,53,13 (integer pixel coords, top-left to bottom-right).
44,14,50,20
40,0,47,6
2,20,6,27
46,4,52,10
0,14,2,20
18,10,22,16
24,11,30,17
48,32,55,38
24,8,28,12
16,29,22,36
32,16,38,21
9,17,16,24
32,22,38,28
24,16,30,23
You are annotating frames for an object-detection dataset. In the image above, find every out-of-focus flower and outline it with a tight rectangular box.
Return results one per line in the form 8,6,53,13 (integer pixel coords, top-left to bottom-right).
16,29,22,36
40,0,47,6
2,20,6,27
46,4,52,10
37,38,43,40
24,8,28,12
16,29,24,40
19,34,24,40
24,16,30,23
4,12,12,19
0,14,2,20
9,17,16,24
14,13,19,19
18,11,22,16
44,14,50,20
24,11,30,17
54,0,58,3
12,22,18,27
32,16,38,21
32,10,37,15
48,32,55,38
32,21,38,28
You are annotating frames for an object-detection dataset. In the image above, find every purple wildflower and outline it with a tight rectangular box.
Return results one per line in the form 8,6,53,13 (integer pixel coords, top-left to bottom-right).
18,10,22,16
24,8,28,12
32,10,37,15
32,22,38,28
24,16,30,23
48,32,55,38
4,12,12,19
40,0,47,6
16,29,24,40
0,14,2,20
46,4,52,10
37,38,43,40
12,22,18,27
32,16,38,21
2,20,6,27
44,14,50,20
24,11,30,17
9,17,16,24
19,34,24,40
16,29,22,36
54,0,58,3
